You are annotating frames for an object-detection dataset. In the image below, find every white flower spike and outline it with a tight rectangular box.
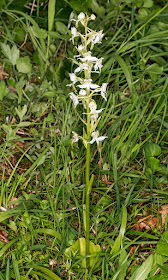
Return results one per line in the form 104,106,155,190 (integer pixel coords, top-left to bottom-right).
68,12,108,146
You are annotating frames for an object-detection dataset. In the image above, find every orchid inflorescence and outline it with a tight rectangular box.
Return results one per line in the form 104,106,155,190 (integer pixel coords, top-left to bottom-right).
68,12,108,148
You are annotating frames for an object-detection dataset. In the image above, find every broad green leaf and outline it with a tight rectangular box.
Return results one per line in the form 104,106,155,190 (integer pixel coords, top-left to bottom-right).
138,8,149,21
46,112,54,123
65,238,101,269
135,0,143,7
144,143,162,158
55,22,68,35
91,0,105,17
1,43,19,65
143,0,153,8
156,231,168,256
69,0,91,12
130,255,153,280
16,56,32,73
147,157,160,173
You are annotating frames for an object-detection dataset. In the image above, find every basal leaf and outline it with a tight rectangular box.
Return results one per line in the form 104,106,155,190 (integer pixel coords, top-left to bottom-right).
16,56,32,73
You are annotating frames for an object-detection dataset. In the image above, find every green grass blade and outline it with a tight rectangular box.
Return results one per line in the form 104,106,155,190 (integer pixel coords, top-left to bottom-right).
117,3,168,53
0,238,18,259
36,228,62,241
31,266,62,280
112,54,133,93
112,153,120,213
12,253,20,280
48,0,56,32
5,257,10,280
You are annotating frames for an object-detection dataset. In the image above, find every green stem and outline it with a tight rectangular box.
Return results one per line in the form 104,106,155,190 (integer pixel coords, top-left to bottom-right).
84,17,91,269
85,98,91,269
85,141,90,268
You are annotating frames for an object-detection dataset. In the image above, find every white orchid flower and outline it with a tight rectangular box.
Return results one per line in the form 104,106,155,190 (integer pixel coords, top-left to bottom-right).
77,79,99,90
89,100,97,111
70,27,79,42
88,131,107,144
72,131,79,143
78,12,85,22
100,83,108,101
68,11,74,28
90,14,96,20
94,57,103,72
77,45,85,53
79,89,87,96
69,92,79,108
83,101,104,119
67,73,79,87
91,30,104,44
74,63,89,73
89,101,104,119
95,83,108,101
79,51,98,62
69,73,78,83
71,12,86,27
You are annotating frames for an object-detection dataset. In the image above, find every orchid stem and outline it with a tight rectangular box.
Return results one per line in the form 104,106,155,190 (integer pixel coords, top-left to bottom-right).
86,140,90,268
